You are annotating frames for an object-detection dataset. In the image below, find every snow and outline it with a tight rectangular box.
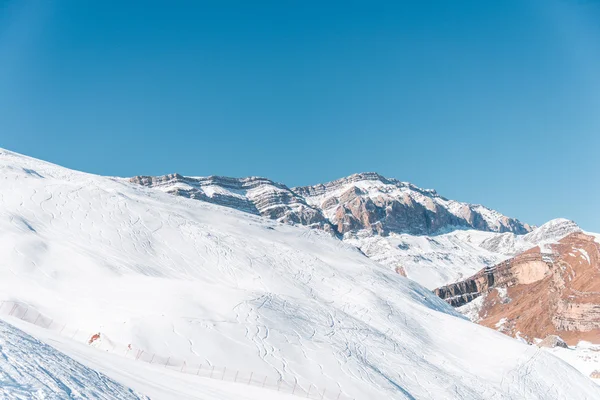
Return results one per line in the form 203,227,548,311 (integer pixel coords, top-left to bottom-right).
496,287,511,303
0,148,599,399
0,318,148,399
348,218,581,290
496,318,508,329
587,231,600,245
577,249,592,264
345,229,505,289
546,341,600,386
1,316,302,400
456,296,485,323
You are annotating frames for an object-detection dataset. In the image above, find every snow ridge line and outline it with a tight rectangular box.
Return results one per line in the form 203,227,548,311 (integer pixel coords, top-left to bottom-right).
0,301,356,400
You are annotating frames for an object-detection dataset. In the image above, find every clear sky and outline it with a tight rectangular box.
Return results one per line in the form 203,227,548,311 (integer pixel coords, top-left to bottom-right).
1,0,599,231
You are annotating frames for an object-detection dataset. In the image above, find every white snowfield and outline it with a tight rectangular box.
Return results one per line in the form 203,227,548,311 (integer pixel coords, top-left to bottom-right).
0,148,599,399
1,316,299,400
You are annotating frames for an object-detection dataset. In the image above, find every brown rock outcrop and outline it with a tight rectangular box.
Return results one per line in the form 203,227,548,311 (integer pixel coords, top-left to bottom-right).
536,335,568,348
435,232,600,345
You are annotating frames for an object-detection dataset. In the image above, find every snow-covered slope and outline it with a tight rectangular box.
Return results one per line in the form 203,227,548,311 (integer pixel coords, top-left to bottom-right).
0,319,147,399
345,219,581,289
479,218,581,255
2,316,300,400
1,148,599,399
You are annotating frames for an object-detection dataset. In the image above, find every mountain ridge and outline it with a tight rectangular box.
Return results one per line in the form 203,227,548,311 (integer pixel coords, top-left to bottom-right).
130,171,532,237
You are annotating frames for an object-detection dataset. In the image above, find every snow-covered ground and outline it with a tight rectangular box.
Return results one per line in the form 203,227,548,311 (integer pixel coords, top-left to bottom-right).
1,316,299,400
345,218,582,290
344,229,502,289
546,341,600,386
0,148,599,399
0,318,148,399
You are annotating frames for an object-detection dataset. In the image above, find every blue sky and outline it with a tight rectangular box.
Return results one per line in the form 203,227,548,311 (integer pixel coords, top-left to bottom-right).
1,0,599,231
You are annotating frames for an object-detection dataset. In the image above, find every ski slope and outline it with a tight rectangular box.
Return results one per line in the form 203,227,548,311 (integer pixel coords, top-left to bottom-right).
1,315,300,400
0,148,599,399
0,318,148,399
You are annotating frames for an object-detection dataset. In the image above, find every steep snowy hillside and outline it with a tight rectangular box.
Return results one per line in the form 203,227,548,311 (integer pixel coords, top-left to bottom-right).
0,319,147,399
1,148,599,399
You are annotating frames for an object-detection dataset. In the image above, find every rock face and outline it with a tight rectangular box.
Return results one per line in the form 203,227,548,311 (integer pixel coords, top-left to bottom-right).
434,247,551,307
537,335,568,349
435,232,600,345
131,172,531,237
294,173,531,236
130,174,334,233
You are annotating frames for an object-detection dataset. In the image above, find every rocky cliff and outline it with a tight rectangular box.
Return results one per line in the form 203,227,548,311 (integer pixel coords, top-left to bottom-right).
435,232,600,345
131,172,531,237
294,172,531,236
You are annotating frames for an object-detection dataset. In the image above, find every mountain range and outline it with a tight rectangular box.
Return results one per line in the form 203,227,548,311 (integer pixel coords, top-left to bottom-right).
130,172,531,237
130,172,579,290
129,168,600,384
0,148,598,398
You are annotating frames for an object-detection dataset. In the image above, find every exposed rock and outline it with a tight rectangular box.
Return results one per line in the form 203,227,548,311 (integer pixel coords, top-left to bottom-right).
294,173,531,236
395,265,407,277
130,172,531,238
435,232,600,345
537,335,568,349
590,370,600,379
434,248,550,307
130,174,335,234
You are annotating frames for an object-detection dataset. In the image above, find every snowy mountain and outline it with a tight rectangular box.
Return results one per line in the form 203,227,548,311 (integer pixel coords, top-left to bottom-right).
294,172,531,235
347,218,581,289
130,169,578,289
130,174,334,233
131,172,540,288
3,316,301,400
2,148,599,399
479,218,581,255
131,172,531,236
434,231,600,382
